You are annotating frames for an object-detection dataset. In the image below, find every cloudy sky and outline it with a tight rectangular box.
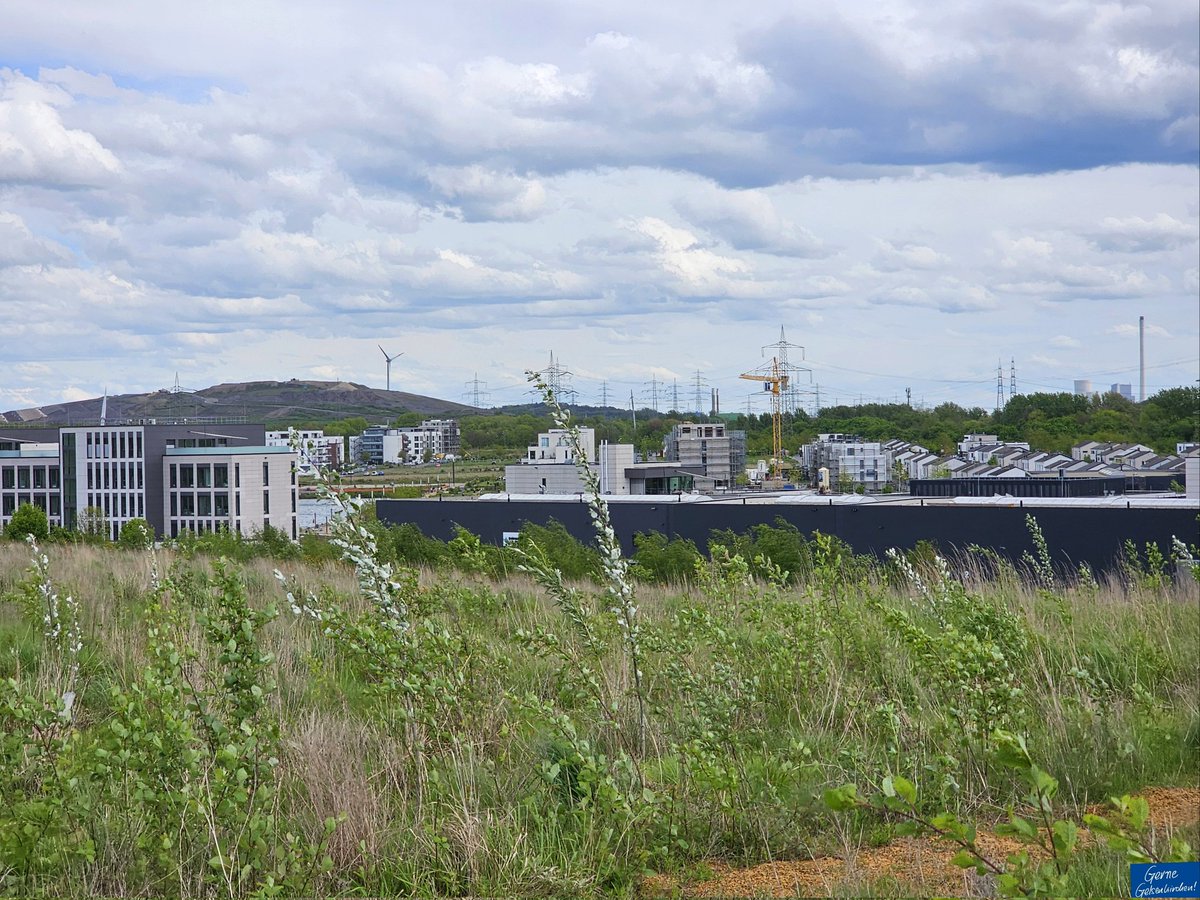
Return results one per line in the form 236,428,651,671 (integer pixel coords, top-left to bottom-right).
2,1,1197,414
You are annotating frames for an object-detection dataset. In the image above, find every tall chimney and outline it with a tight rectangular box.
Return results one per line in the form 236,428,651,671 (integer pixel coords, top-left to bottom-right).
1139,315,1145,402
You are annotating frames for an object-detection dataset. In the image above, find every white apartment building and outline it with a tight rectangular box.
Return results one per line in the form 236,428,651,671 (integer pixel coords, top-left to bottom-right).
266,430,344,473
506,441,638,496
524,427,596,465
800,434,892,491
360,419,461,465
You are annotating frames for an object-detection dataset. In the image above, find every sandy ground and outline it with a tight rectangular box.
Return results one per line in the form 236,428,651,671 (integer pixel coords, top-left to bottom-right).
642,787,1200,898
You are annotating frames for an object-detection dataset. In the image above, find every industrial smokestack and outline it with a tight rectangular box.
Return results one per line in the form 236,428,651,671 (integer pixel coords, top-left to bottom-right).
1139,315,1145,402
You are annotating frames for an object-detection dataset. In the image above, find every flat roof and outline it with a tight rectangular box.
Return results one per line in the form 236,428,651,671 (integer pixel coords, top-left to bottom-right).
164,446,294,456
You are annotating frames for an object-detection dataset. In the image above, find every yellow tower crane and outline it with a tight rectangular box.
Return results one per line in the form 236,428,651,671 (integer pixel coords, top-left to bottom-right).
739,356,789,479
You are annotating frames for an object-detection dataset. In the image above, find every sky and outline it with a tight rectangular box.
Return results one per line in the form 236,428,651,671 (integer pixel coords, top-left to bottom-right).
1,0,1198,416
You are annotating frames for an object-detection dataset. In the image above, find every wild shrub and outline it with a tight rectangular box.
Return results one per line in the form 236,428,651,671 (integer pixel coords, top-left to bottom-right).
629,531,701,585
878,549,1028,791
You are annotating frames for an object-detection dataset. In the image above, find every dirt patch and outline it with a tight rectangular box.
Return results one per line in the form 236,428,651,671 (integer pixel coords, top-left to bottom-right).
643,787,1200,898
1138,787,1200,829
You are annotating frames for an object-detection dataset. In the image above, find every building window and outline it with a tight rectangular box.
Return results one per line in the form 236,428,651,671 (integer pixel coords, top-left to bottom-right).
170,494,177,516
17,468,30,489
263,491,270,514
197,494,211,516
49,467,59,489
291,490,296,513
180,466,194,488
50,496,60,516
33,468,45,489
235,464,240,488
1,469,12,489
215,493,229,517
170,465,177,488
198,465,212,488
235,494,241,516
180,495,194,516
137,495,143,516
263,461,270,486
214,465,228,488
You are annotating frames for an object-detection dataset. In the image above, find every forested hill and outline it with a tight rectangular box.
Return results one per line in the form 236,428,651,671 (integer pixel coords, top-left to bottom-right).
1,380,475,427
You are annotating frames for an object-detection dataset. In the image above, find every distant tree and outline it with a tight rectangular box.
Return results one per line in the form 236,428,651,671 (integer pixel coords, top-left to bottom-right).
6,503,49,541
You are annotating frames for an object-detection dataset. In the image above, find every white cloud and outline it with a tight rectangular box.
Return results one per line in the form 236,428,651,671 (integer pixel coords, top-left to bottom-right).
675,185,828,257
1049,335,1080,348
1107,322,1171,338
427,165,549,222
0,70,121,184
1088,213,1199,252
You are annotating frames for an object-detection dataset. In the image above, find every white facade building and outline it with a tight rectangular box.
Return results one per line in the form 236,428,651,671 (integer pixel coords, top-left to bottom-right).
163,446,297,540
524,427,596,465
800,434,892,491
266,430,344,473
0,423,298,542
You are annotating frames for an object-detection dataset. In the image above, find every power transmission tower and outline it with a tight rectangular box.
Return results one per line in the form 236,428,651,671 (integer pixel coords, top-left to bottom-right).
1009,358,1017,399
995,359,1005,412
599,381,610,408
762,326,812,415
538,352,576,404
671,379,680,413
643,375,661,412
462,373,491,408
691,370,707,416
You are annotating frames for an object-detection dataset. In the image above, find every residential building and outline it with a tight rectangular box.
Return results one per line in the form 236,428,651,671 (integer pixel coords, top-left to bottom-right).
506,428,614,495
266,429,344,473
359,420,461,465
663,422,746,489
0,422,298,541
524,427,596,465
799,433,892,491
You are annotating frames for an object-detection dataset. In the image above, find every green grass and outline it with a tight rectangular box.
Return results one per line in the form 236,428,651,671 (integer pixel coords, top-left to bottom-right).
0,538,1195,897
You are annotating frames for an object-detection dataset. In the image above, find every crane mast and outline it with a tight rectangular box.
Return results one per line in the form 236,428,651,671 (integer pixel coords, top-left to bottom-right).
739,356,789,479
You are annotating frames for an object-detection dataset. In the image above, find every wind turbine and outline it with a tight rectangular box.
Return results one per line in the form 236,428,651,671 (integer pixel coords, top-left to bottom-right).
379,346,404,392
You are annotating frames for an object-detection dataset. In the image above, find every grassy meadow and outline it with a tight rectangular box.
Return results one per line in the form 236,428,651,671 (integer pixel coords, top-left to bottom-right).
0,517,1197,897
